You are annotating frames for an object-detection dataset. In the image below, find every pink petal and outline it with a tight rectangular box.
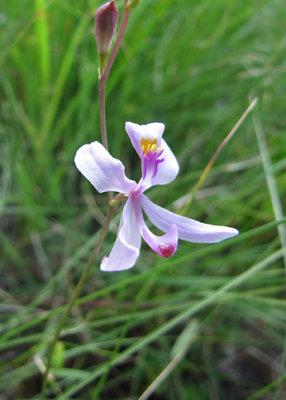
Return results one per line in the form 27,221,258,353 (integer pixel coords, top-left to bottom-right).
141,223,178,258
141,194,239,243
100,197,141,271
74,141,137,194
133,194,178,258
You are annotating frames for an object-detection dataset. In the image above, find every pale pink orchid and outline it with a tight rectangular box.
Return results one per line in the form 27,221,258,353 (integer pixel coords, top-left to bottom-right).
74,122,239,271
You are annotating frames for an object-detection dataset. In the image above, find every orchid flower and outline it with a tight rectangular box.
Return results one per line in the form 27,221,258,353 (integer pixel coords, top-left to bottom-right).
74,122,239,271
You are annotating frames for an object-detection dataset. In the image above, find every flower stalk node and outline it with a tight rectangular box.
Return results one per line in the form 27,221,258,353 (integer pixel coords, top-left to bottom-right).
109,193,127,208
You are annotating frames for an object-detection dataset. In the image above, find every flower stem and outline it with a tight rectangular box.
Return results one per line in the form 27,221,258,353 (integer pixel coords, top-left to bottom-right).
42,5,133,398
98,5,131,150
41,206,115,399
99,78,108,149
98,4,131,205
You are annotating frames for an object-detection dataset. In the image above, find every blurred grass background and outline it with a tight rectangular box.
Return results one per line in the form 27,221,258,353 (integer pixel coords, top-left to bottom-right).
1,0,286,398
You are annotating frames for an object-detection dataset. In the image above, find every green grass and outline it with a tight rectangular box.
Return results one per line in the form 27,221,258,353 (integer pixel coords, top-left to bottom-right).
1,0,286,399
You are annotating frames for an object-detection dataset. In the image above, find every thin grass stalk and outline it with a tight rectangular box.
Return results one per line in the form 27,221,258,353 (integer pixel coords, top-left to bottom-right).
182,97,258,215
252,114,286,270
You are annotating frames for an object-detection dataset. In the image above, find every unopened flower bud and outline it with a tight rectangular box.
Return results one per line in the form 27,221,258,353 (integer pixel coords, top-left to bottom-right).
95,0,118,72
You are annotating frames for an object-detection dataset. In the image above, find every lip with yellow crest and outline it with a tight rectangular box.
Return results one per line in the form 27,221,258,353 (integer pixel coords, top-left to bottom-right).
141,137,162,156
125,121,180,188
125,121,165,157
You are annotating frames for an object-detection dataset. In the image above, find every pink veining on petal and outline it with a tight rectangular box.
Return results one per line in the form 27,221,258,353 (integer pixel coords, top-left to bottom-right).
141,139,165,185
142,153,164,180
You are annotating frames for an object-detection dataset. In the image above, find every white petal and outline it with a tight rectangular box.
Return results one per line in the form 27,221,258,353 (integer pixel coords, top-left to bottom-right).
125,121,165,158
151,138,179,186
100,197,141,271
74,141,137,194
141,195,239,243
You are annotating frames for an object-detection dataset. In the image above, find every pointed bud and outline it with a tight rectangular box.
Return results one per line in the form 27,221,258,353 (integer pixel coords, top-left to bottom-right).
95,1,118,72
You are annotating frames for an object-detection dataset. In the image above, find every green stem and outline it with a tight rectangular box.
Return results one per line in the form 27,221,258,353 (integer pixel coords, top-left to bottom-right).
41,206,115,399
